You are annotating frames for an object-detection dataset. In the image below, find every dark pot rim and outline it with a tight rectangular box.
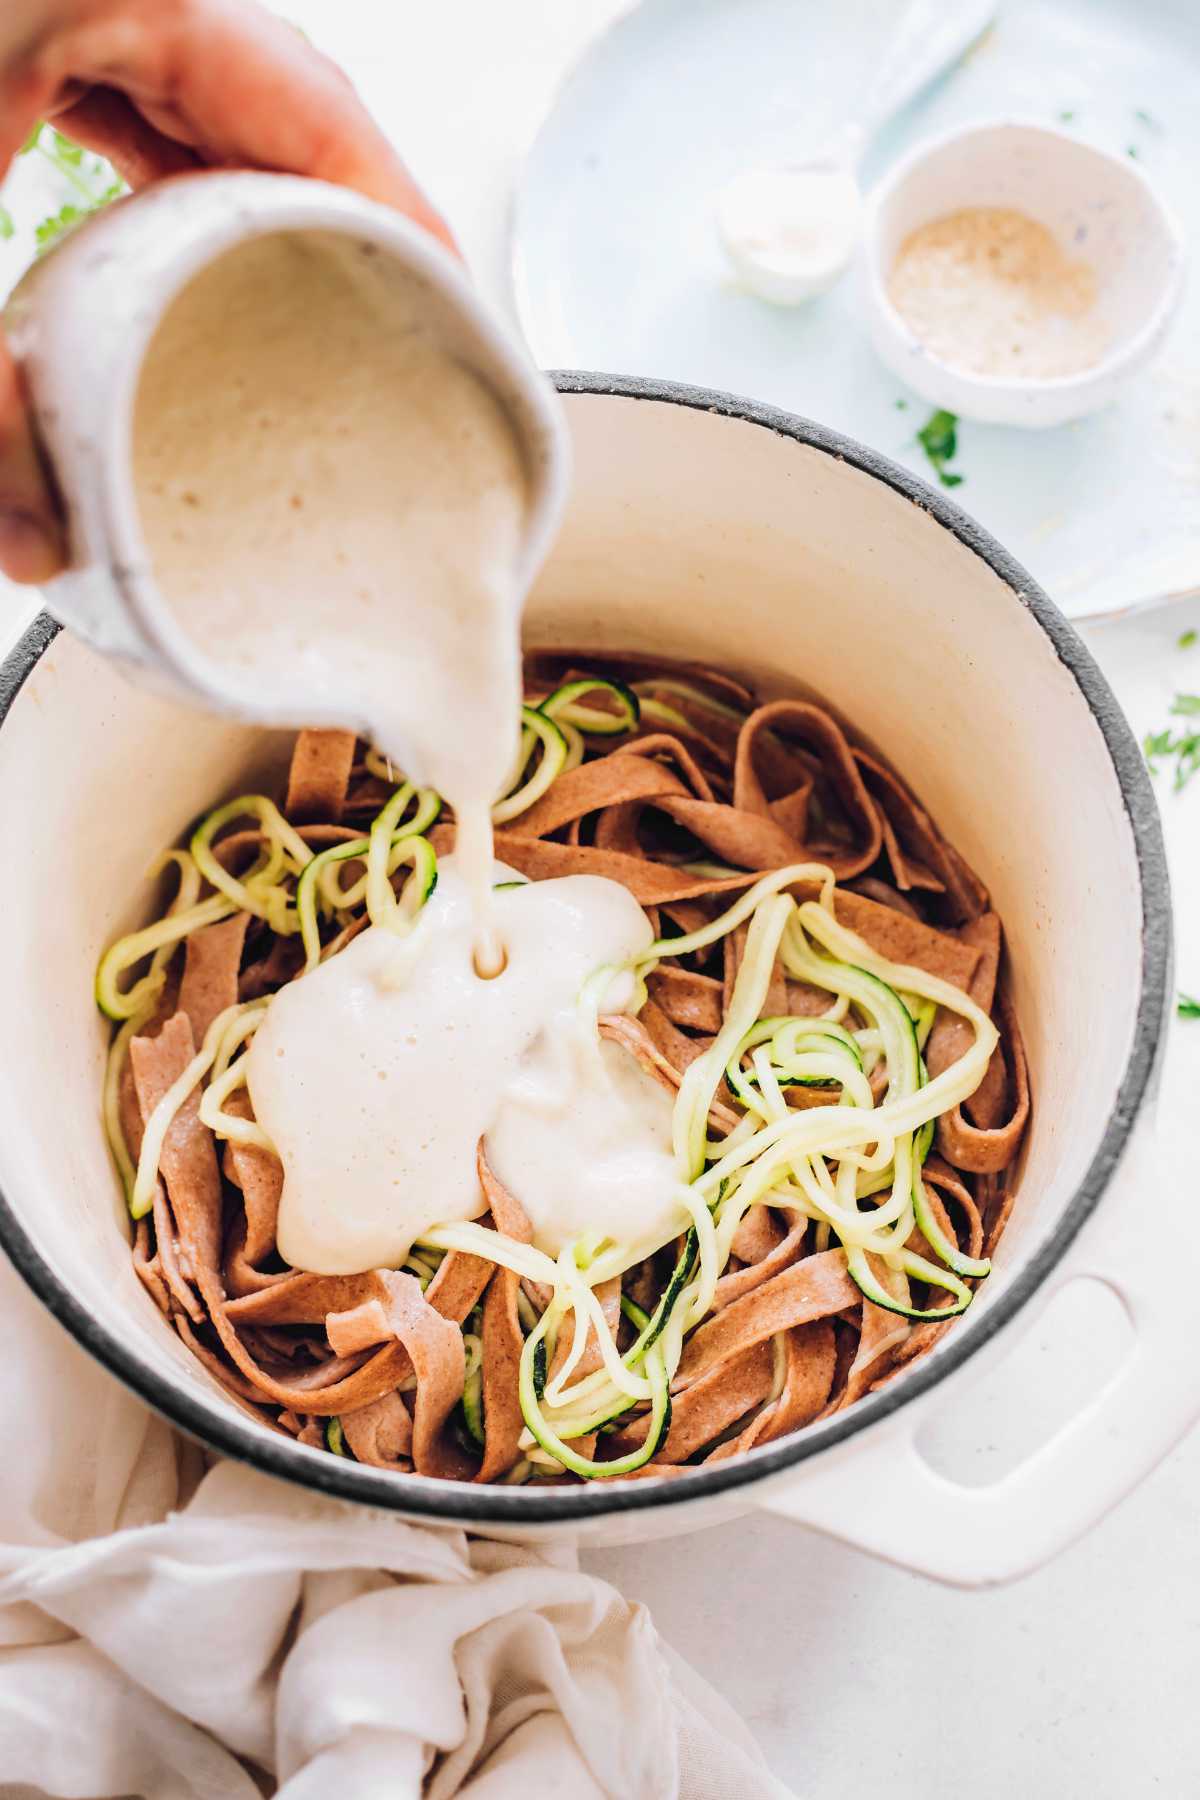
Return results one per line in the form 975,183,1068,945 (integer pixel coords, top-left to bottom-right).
0,372,1172,1525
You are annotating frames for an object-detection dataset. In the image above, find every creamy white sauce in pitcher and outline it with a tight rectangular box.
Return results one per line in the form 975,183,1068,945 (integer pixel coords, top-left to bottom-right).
131,230,684,1273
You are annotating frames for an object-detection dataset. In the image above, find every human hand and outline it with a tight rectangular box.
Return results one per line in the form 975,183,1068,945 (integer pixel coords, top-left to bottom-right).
0,0,454,584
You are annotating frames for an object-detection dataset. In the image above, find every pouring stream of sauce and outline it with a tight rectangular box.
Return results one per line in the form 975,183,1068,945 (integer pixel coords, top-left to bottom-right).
131,231,682,1270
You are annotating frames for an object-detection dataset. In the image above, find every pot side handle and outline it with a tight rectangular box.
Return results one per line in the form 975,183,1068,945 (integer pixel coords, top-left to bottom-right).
753,1118,1197,1586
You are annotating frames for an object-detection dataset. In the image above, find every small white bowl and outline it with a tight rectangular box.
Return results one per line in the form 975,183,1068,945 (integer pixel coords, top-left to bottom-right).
863,120,1186,429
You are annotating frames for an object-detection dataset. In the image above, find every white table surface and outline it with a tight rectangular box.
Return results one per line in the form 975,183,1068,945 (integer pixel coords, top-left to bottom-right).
6,3,1199,1793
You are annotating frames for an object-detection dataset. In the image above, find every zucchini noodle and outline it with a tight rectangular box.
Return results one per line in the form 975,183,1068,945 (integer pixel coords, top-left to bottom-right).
631,676,747,727
539,676,639,736
296,813,439,973
637,697,691,732
493,678,642,825
418,1220,563,1287
365,783,440,928
131,1002,262,1218
100,849,222,1182
491,707,570,824
191,795,313,933
96,890,234,1021
102,1006,156,1200
198,1012,273,1147
672,893,796,1179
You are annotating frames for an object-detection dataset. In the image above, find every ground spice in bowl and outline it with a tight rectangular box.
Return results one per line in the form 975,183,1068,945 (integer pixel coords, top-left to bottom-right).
887,206,1115,380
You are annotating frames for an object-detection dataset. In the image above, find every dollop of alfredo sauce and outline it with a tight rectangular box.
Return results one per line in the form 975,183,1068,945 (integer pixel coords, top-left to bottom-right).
131,230,684,1274
247,864,682,1273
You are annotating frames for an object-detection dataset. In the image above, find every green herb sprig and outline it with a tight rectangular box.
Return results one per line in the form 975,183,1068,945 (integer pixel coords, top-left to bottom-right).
1,125,125,256
25,126,124,252
1144,694,1200,791
916,409,964,489
1178,994,1200,1020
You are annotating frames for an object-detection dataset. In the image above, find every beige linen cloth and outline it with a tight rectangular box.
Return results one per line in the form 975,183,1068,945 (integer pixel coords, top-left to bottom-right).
0,1253,793,1799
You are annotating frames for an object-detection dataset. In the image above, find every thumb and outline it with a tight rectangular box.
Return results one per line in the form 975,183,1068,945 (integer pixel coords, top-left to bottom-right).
0,331,66,584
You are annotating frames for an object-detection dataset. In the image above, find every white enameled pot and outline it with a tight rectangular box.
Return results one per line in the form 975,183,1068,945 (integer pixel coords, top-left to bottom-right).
0,374,1180,1587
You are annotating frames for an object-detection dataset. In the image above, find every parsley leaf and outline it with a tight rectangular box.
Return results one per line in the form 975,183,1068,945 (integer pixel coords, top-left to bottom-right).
0,206,13,241
918,410,956,460
47,129,84,168
34,201,85,253
1179,629,1197,649
1144,695,1200,789
13,123,126,254
1178,994,1200,1019
916,409,965,488
34,182,123,254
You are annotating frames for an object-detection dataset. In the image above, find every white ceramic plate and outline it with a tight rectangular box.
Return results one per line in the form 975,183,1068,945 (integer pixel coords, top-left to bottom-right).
513,0,1200,621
